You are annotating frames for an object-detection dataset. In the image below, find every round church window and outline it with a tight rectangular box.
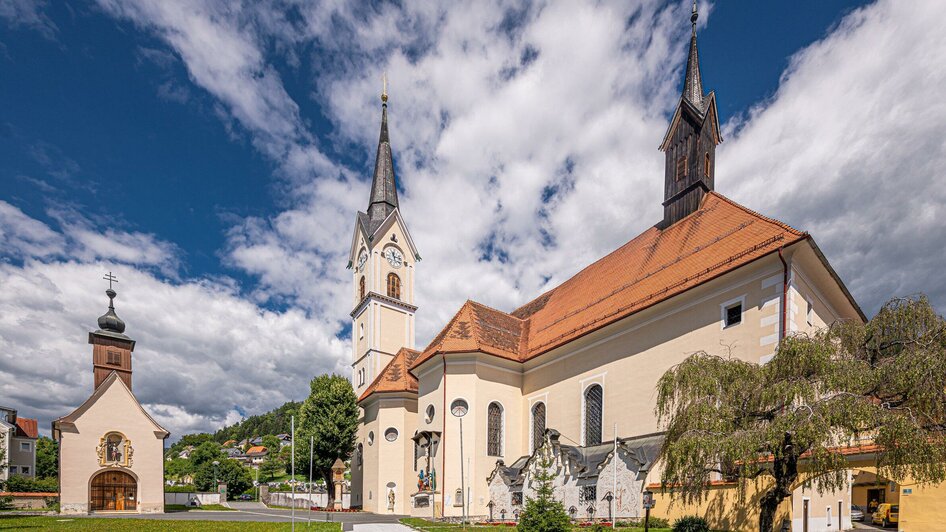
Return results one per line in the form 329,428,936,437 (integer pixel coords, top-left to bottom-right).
385,428,398,442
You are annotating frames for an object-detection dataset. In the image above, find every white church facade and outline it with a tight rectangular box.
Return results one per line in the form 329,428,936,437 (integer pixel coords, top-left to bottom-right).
53,284,169,514
350,6,863,530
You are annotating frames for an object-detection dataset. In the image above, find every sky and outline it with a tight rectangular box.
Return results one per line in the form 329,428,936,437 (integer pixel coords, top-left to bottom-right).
2,0,945,440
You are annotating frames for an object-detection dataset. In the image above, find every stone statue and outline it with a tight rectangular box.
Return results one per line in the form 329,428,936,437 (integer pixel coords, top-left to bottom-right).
388,489,396,510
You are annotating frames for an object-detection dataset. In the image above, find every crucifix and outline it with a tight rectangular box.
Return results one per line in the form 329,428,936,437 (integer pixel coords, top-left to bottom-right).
103,272,118,290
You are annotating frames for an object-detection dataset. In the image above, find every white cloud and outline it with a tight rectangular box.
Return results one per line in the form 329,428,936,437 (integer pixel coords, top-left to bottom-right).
3,0,944,440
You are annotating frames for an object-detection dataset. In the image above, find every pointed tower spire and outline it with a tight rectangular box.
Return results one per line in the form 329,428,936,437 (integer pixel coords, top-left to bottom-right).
367,73,399,224
658,0,722,228
682,0,704,112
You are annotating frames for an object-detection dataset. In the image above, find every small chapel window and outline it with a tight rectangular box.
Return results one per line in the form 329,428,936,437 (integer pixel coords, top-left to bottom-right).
580,485,597,504
387,273,401,300
704,152,711,177
106,350,121,366
359,276,366,301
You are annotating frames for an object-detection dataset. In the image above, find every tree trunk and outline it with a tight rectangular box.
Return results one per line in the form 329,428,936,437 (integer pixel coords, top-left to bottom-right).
758,433,800,532
323,469,335,507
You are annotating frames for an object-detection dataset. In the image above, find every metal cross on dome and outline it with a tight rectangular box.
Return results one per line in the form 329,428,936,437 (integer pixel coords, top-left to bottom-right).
103,271,118,290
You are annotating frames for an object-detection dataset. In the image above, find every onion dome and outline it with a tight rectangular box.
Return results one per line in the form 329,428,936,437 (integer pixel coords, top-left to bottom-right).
97,288,126,334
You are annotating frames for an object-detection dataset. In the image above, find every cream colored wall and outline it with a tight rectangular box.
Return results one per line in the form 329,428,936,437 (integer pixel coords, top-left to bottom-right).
791,476,852,532
354,398,417,514
379,306,409,354
521,256,787,452
59,381,165,514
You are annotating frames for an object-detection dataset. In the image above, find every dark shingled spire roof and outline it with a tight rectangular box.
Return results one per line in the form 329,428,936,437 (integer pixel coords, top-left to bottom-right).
366,98,399,225
682,0,705,113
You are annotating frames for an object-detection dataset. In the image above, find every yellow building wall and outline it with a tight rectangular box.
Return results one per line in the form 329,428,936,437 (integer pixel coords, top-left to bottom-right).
649,481,791,532
897,481,946,532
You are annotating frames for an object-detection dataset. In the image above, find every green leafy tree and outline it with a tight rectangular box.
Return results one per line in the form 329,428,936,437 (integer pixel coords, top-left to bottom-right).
167,433,214,458
294,374,359,504
189,441,225,470
212,402,300,443
35,437,58,479
656,295,946,532
259,448,287,482
165,457,193,484
194,458,252,496
261,435,281,452
517,438,571,532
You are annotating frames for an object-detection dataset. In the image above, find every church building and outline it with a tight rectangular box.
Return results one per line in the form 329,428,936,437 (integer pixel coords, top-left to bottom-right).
53,282,169,514
351,5,865,530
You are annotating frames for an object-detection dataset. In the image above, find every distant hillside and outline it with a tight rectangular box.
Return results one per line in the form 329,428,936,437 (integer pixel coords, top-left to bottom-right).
213,401,300,443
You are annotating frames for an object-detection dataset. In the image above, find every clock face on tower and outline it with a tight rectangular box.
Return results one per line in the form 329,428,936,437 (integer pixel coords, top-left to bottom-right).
357,250,368,271
384,248,404,268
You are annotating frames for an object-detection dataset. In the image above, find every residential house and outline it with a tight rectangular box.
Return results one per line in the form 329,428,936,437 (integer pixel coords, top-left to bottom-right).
0,406,38,480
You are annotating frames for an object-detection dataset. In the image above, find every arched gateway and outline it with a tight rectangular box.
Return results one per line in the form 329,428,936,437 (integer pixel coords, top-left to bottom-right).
90,470,137,511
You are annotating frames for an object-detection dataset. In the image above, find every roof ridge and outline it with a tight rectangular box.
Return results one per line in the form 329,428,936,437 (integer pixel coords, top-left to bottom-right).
707,191,806,236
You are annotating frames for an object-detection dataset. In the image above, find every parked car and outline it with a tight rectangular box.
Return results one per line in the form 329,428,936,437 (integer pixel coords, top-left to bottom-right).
850,504,864,522
238,494,253,501
872,503,899,527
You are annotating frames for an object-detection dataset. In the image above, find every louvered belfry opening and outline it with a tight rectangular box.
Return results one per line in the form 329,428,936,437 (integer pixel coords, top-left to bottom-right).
387,273,401,299
584,384,603,445
487,402,503,456
532,402,546,451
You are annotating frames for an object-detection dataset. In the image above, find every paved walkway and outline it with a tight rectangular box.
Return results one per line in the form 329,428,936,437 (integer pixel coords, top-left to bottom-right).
351,524,413,531
77,507,407,526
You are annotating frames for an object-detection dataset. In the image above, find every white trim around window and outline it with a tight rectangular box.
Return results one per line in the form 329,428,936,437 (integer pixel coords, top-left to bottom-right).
720,295,747,329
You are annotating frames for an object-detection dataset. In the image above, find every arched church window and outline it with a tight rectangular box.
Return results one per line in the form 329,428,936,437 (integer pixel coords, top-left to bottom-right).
387,273,401,300
584,384,603,446
487,402,503,457
531,402,546,452
359,276,366,300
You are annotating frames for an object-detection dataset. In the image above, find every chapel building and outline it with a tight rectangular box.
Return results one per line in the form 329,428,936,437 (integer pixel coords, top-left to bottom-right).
53,285,169,514
351,5,865,529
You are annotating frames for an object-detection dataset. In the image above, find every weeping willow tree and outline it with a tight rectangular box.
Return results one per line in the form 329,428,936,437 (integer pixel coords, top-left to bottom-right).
655,296,946,532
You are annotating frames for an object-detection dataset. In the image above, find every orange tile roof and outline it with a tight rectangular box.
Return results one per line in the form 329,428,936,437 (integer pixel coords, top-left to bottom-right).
358,347,422,402
246,445,268,455
412,192,809,369
14,417,38,439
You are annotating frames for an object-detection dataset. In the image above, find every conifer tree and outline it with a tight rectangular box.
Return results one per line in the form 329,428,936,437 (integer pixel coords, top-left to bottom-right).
517,436,571,532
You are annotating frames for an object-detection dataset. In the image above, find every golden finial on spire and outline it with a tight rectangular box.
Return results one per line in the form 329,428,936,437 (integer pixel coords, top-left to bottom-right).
381,71,388,103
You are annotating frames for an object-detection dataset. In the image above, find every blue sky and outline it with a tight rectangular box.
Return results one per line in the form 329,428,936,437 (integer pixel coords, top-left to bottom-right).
2,0,944,438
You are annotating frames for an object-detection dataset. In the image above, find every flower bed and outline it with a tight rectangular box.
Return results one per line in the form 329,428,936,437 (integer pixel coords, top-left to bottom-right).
308,506,360,512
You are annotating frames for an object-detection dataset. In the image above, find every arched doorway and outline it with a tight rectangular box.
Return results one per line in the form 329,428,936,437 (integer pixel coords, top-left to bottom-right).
90,470,137,511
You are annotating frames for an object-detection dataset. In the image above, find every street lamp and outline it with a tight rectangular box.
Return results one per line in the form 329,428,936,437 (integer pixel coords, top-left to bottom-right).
213,460,220,487
450,398,469,524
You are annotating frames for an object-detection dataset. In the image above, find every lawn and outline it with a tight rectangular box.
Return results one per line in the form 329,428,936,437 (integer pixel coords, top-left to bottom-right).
165,504,234,511
0,516,341,531
400,518,672,531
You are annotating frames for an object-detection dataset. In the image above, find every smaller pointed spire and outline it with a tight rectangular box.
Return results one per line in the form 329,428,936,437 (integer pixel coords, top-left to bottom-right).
682,0,705,112
367,74,399,224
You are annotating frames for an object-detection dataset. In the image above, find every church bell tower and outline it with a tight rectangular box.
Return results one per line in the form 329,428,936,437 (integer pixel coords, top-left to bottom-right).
347,82,420,396
659,0,722,227
89,273,136,391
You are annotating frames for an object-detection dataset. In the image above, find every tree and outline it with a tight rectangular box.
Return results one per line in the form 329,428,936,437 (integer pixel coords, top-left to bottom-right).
656,295,946,532
294,374,359,504
194,458,252,496
167,433,213,459
259,448,286,482
261,435,281,452
189,441,225,470
517,438,571,532
165,457,193,484
35,437,58,479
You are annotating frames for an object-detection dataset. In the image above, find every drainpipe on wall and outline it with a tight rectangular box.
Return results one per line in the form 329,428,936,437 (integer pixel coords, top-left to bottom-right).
778,247,789,340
